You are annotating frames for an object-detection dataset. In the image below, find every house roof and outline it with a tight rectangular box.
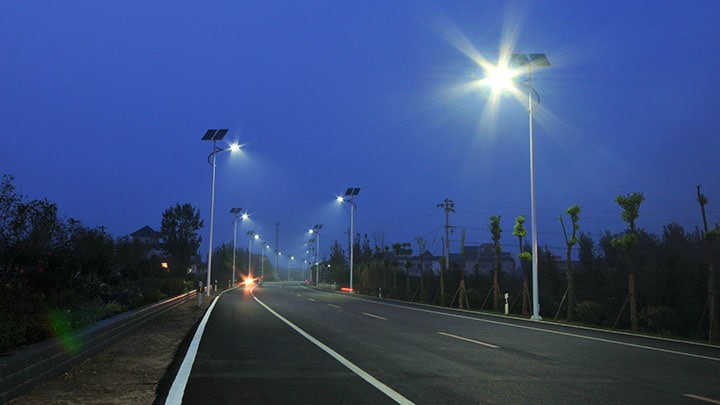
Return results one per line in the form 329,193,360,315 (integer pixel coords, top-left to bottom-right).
130,225,159,238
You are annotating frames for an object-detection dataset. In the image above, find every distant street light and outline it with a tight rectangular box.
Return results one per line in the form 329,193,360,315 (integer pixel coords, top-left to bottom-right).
337,187,360,292
202,129,240,296
230,207,243,286
483,53,550,320
247,230,259,279
262,243,270,280
309,224,323,285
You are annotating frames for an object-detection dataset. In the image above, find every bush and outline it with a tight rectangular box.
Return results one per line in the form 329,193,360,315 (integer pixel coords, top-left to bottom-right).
575,300,603,325
640,305,678,334
0,310,27,354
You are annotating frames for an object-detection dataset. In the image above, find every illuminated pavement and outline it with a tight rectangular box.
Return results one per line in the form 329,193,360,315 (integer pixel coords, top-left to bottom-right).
163,282,720,404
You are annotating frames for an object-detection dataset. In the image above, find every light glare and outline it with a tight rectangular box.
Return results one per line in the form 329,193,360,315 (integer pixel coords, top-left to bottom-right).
484,63,518,94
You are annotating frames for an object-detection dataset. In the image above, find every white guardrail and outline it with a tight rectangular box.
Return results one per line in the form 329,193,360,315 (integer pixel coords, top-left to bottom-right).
0,289,197,403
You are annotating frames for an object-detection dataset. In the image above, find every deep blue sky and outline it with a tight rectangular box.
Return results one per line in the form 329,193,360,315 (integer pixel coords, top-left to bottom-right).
2,1,719,264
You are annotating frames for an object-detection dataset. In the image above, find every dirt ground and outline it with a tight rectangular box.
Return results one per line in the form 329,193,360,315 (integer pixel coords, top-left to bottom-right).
8,294,213,405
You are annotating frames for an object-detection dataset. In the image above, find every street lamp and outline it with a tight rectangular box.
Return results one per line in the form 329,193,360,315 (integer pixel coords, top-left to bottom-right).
202,129,240,296
307,239,316,283
247,230,259,279
337,187,360,292
262,243,270,280
309,224,323,285
230,207,243,286
484,53,550,320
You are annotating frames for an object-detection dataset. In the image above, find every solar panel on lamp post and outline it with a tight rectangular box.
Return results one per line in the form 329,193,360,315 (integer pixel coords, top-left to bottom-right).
337,188,360,292
511,53,550,321
201,129,237,296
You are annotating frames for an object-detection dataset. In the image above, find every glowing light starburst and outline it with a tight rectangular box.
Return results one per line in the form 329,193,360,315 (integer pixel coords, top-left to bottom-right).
429,5,536,138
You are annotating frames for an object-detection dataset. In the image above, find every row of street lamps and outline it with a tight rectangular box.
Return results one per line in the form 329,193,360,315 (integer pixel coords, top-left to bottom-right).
201,137,361,291
201,51,549,318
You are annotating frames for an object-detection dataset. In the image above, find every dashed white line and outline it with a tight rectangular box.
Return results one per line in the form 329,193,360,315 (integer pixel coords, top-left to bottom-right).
308,298,316,302
254,296,414,405
363,312,387,320
362,299,720,362
437,331,500,349
328,304,341,309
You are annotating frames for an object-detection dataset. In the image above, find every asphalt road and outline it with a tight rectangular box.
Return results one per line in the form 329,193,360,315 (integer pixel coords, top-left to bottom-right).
163,281,720,404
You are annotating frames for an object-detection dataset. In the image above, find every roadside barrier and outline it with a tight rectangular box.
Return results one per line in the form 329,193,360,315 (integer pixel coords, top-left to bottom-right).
0,289,197,403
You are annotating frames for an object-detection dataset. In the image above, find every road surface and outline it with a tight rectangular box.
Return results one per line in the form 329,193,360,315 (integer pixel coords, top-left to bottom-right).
162,281,720,404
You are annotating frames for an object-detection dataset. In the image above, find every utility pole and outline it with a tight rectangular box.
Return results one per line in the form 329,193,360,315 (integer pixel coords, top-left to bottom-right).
275,222,279,281
436,198,455,306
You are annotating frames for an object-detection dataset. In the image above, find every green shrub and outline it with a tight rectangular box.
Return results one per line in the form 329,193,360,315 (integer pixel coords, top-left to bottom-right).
639,305,678,334
0,310,27,354
575,300,603,325
104,300,127,317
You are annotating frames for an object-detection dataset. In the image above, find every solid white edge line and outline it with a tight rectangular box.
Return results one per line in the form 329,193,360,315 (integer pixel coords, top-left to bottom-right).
437,331,500,349
361,299,720,363
165,296,220,405
253,296,414,405
683,394,720,404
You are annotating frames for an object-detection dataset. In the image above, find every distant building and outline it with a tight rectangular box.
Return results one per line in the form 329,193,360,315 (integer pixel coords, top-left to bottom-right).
130,225,160,245
129,225,165,258
404,244,516,277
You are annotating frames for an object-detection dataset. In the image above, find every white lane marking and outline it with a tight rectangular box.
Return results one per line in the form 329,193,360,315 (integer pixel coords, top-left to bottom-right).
328,304,341,309
360,299,720,363
308,298,316,302
254,296,414,405
437,332,499,349
684,394,720,404
363,312,387,320
165,296,221,405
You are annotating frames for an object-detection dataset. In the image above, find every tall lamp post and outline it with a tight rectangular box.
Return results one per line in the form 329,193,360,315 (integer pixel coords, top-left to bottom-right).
262,243,270,280
337,188,360,292
202,129,239,296
230,207,243,286
514,53,549,321
307,238,316,283
309,224,323,285
485,53,550,320
247,230,259,279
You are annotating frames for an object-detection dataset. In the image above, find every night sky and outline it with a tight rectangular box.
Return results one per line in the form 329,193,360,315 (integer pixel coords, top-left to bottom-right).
2,1,719,264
